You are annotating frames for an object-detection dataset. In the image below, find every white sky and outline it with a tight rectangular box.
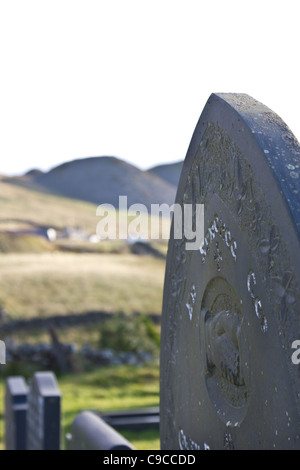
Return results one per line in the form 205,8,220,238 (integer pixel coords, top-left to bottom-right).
0,0,299,175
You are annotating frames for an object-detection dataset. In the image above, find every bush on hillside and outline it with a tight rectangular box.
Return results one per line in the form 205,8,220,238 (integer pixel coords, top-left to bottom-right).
99,312,160,356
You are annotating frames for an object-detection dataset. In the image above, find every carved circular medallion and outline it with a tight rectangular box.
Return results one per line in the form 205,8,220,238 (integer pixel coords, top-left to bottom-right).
201,277,249,425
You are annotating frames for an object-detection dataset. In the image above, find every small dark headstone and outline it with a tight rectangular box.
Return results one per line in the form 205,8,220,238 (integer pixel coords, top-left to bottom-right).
5,376,28,450
27,371,61,450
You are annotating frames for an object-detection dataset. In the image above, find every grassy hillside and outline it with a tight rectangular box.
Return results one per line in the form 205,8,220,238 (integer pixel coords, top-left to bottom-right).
0,176,171,246
0,168,167,451
0,175,167,322
0,176,98,234
0,252,165,320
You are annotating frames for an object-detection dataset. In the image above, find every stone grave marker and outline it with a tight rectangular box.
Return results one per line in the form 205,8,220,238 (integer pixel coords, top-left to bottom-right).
27,371,61,450
66,411,135,450
160,93,300,450
5,376,28,450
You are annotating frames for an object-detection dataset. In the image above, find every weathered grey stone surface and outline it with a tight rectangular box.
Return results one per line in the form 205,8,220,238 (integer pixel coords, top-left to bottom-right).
5,376,28,450
27,371,61,450
66,411,135,450
160,93,300,450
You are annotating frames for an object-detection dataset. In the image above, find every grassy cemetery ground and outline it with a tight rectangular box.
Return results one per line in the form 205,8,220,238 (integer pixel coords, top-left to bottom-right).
60,364,160,450
0,177,168,450
0,363,160,450
0,253,164,449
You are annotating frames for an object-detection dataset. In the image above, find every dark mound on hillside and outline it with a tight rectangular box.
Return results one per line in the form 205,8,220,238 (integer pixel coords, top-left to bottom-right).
25,169,45,178
148,161,183,188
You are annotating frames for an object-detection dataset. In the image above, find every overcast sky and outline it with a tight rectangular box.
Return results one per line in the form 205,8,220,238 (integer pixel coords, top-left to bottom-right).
0,0,299,175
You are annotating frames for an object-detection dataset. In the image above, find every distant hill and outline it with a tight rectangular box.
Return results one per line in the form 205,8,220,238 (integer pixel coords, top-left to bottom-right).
148,161,183,188
25,156,177,209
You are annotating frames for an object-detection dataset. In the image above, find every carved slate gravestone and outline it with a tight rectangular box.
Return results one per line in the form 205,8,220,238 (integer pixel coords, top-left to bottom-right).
5,376,28,450
27,371,61,450
160,93,300,450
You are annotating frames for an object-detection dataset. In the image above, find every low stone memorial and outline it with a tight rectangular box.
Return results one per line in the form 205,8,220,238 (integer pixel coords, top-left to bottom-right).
5,376,28,450
160,93,300,450
26,371,61,450
66,411,135,450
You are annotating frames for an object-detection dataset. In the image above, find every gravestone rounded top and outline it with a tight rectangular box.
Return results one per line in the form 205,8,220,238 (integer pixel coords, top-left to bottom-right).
27,371,61,450
31,371,61,397
6,376,28,396
160,93,300,450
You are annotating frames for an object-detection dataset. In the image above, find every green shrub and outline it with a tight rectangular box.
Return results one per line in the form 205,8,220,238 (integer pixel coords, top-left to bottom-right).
99,313,160,355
